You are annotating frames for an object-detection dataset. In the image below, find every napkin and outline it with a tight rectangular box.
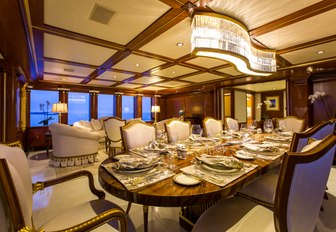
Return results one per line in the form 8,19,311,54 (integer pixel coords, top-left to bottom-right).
145,140,166,151
241,143,278,152
117,157,160,170
196,154,244,169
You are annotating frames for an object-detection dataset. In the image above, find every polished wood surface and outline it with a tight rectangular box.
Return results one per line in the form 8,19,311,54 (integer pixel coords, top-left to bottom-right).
98,149,281,207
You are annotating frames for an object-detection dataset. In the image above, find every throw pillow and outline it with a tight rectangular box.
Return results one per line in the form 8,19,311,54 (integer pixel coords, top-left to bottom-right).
301,139,321,152
91,119,102,131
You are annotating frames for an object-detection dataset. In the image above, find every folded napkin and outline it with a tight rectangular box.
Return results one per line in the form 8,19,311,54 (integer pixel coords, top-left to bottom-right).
145,140,166,151
222,130,242,138
117,157,160,170
196,154,244,169
241,143,278,152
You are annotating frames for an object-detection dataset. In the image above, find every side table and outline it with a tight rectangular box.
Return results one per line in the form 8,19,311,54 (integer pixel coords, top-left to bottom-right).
45,131,52,156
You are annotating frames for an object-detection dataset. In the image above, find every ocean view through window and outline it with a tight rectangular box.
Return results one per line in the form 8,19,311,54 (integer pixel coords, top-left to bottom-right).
68,92,89,125
30,90,58,126
98,94,114,118
122,95,134,120
142,97,152,121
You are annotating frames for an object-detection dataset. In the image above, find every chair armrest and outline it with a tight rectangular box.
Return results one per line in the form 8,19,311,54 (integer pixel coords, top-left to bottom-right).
37,208,128,232
32,170,105,199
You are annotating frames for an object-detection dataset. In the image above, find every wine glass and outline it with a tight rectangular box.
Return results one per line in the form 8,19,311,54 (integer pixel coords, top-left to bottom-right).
263,119,274,133
166,146,177,170
250,120,257,130
191,124,203,138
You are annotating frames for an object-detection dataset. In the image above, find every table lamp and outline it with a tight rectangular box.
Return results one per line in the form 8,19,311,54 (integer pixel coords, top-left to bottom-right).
52,102,68,123
151,105,160,123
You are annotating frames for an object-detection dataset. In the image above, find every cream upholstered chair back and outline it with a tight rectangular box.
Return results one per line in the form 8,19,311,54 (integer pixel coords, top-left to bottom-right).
224,117,239,131
154,119,170,138
104,117,126,156
290,119,336,152
277,116,305,132
274,135,336,231
121,120,156,151
165,119,191,143
0,144,33,230
203,117,223,137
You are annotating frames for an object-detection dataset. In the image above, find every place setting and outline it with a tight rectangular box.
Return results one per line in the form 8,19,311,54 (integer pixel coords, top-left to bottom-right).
101,156,174,190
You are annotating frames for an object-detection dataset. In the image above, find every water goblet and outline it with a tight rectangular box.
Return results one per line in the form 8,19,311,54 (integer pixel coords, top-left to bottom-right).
263,119,274,133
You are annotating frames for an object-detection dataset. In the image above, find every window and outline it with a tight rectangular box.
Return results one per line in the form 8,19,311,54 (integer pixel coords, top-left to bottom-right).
142,97,152,121
98,94,114,118
122,95,134,120
30,90,58,126
68,92,90,125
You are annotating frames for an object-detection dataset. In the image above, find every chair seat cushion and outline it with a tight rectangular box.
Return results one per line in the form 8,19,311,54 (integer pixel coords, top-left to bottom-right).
193,197,275,232
39,199,135,232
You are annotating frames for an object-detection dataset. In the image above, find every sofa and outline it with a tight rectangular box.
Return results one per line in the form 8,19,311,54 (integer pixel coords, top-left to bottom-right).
49,123,101,167
73,118,107,144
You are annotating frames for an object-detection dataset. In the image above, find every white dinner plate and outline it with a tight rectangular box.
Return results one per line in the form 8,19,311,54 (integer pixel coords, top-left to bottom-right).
173,173,201,186
116,166,152,174
234,151,255,160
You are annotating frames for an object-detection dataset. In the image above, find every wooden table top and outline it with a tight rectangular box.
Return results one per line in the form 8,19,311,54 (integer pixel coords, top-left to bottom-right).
98,146,282,207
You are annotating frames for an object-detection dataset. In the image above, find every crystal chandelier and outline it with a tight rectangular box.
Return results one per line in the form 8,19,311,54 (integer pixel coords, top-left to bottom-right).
191,12,277,76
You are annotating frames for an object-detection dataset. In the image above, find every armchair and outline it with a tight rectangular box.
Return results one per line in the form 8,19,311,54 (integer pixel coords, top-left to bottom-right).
49,123,100,167
103,117,126,157
0,144,135,232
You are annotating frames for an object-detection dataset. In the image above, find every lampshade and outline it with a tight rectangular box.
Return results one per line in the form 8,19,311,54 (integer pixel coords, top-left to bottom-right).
52,102,68,113
151,105,161,113
191,12,276,76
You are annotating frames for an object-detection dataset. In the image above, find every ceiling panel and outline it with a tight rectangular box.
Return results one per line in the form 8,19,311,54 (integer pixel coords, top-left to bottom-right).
209,0,321,29
156,81,189,88
140,86,167,91
112,54,166,72
257,9,336,50
44,34,117,66
217,66,242,76
116,83,143,89
280,40,336,64
132,76,164,84
185,57,228,68
43,73,83,83
96,70,134,81
180,73,227,83
139,18,192,59
151,65,199,78
44,61,95,77
87,79,115,86
44,0,170,45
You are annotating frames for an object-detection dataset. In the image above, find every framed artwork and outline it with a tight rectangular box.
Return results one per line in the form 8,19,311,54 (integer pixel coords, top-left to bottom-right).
266,96,279,111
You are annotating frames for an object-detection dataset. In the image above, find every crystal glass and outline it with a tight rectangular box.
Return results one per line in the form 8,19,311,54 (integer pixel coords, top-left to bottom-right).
249,120,257,130
263,119,274,133
240,123,247,132
191,124,203,137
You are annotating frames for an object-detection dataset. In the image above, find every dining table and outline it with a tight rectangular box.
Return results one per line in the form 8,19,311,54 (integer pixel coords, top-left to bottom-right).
98,132,291,231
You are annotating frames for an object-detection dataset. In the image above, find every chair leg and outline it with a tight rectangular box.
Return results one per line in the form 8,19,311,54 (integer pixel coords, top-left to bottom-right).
143,205,149,232
126,202,132,214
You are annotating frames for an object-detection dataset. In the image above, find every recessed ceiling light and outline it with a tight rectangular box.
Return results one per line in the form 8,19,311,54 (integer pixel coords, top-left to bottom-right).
135,64,140,67
113,75,117,78
61,78,66,81
172,71,176,74
176,42,184,47
317,50,325,55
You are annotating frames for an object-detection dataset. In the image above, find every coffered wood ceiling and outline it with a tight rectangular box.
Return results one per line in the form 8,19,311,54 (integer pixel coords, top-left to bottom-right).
24,0,336,94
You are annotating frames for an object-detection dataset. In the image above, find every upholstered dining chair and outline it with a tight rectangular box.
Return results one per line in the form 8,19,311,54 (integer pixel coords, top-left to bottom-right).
192,134,336,232
165,118,191,143
224,117,239,131
120,120,156,151
276,115,306,132
237,119,336,208
202,117,223,137
103,117,126,157
0,144,135,232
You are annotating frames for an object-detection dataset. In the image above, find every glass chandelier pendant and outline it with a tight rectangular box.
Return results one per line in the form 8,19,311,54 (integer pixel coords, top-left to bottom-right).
191,12,277,76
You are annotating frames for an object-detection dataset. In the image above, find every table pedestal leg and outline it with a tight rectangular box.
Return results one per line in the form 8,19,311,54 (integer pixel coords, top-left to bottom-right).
143,205,149,232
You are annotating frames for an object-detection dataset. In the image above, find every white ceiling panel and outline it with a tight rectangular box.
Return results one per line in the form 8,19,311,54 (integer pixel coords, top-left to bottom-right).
97,70,134,81
180,73,226,83
257,9,336,50
209,0,321,29
151,65,198,78
43,74,83,84
132,76,163,84
280,40,336,65
140,86,167,91
87,79,115,86
116,83,142,89
44,34,117,66
157,81,189,88
44,0,170,45
44,61,95,77
185,57,228,68
217,67,242,76
234,80,286,92
140,18,192,59
112,54,166,73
